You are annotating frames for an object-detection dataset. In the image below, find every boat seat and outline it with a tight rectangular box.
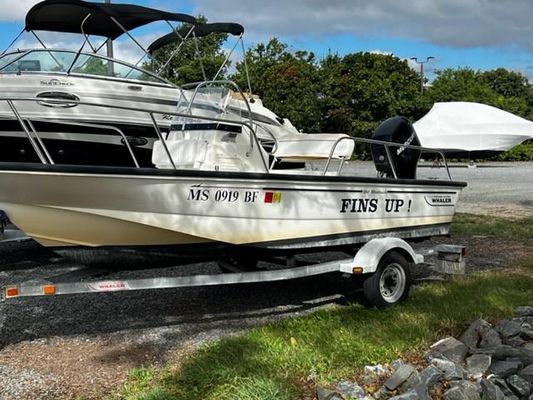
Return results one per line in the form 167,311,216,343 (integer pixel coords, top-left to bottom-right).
272,133,355,161
152,139,208,169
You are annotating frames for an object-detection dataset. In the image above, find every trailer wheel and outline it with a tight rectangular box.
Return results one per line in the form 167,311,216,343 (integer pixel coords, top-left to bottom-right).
363,251,411,308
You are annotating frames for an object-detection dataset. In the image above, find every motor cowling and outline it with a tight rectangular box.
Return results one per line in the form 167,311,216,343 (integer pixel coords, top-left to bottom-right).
370,116,421,179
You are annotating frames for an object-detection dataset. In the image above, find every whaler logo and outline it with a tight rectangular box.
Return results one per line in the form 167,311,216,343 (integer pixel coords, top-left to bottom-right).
88,281,128,292
424,195,454,206
40,78,74,87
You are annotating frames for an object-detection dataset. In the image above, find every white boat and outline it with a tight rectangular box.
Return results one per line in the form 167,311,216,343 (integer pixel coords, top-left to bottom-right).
0,0,297,167
414,102,533,158
0,86,465,254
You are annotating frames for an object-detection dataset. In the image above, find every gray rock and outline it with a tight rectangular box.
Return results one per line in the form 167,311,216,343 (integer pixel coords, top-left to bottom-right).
444,381,481,400
403,369,420,391
481,379,506,400
493,377,519,398
503,336,526,347
472,345,533,365
384,364,416,391
431,357,465,380
506,374,531,397
496,320,522,339
390,359,403,371
466,354,492,379
519,364,533,383
490,360,523,378
460,319,493,348
515,306,533,317
388,389,419,400
480,328,503,347
429,336,469,364
522,329,533,340
410,365,443,399
316,385,343,400
363,364,388,377
335,381,366,399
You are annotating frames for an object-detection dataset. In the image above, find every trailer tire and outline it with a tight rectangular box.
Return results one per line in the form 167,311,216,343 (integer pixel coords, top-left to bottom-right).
363,251,411,308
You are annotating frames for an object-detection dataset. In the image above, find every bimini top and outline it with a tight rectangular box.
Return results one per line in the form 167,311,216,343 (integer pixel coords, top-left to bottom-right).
25,0,197,39
148,22,245,54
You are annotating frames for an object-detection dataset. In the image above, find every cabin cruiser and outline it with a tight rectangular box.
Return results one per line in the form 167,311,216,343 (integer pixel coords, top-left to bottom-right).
414,102,533,158
0,0,304,167
0,0,198,166
0,82,466,253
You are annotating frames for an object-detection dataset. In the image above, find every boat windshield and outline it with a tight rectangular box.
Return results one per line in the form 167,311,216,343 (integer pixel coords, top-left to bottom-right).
0,52,25,70
0,49,166,84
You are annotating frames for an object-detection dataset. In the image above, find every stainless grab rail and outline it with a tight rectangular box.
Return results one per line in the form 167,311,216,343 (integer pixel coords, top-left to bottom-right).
0,96,268,173
323,136,453,181
0,95,454,181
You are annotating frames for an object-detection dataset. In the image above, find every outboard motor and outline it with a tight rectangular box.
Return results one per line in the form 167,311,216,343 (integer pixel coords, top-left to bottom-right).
371,116,421,179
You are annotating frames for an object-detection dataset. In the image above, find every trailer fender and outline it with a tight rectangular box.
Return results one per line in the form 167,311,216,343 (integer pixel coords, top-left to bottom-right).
339,237,423,274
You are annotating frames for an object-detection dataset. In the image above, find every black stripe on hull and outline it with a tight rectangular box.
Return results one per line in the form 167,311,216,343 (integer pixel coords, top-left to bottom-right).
0,162,467,188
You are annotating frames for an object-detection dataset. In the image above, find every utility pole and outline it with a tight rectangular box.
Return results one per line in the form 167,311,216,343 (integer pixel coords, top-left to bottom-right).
105,0,114,76
410,56,434,93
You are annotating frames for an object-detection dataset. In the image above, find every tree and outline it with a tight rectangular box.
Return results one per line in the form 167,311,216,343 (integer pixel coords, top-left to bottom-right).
147,17,229,85
425,68,495,104
427,68,532,119
482,68,529,98
319,52,424,138
232,38,321,132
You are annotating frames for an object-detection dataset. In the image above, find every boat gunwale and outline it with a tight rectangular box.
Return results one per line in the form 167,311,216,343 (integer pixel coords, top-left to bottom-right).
0,161,468,188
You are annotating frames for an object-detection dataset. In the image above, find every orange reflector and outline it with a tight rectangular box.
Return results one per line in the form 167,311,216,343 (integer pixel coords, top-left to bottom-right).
352,267,364,274
42,285,56,295
6,287,19,298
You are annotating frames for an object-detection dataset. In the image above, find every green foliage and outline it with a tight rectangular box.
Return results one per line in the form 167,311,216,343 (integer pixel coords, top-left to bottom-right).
232,38,321,132
319,52,424,137
148,17,228,85
451,213,533,238
497,143,533,161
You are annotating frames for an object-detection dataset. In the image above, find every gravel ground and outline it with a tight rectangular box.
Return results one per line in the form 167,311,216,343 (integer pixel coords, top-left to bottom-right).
0,162,531,399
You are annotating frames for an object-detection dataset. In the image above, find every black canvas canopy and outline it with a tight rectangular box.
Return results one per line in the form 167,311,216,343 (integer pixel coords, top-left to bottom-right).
25,0,197,39
148,22,244,54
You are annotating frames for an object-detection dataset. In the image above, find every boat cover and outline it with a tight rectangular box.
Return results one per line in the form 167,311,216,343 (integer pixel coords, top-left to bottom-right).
414,102,533,151
148,23,245,54
272,133,355,160
25,0,197,39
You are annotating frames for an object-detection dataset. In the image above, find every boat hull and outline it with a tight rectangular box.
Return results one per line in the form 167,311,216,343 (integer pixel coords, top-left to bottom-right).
0,165,465,250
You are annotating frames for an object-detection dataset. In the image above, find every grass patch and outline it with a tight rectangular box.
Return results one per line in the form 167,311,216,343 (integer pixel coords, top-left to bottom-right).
451,213,533,239
111,269,533,400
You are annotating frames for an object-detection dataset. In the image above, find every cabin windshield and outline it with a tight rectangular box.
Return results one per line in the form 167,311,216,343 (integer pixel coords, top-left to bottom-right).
0,49,166,84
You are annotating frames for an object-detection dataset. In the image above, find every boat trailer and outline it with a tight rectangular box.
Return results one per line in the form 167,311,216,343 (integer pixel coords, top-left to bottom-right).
1,237,465,308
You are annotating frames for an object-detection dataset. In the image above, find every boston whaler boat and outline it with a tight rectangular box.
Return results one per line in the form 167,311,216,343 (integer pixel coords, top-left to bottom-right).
0,76,466,306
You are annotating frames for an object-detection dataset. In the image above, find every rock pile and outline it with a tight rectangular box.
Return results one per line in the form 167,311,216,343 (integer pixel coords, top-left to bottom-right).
316,306,533,400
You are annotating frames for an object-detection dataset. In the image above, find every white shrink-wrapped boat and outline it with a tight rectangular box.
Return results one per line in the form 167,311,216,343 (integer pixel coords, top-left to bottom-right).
414,102,533,158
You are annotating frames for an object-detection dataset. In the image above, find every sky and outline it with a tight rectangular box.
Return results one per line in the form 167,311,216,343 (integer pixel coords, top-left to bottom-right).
1,0,533,81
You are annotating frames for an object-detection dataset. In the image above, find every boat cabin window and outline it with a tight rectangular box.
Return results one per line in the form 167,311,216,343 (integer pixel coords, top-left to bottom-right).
0,50,166,84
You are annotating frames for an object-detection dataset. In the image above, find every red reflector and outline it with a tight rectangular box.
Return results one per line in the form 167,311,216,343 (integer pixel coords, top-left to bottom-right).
6,287,19,297
264,192,273,203
42,285,56,295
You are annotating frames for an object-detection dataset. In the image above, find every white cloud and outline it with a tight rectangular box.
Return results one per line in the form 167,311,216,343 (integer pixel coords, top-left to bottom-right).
0,0,40,21
193,0,533,51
